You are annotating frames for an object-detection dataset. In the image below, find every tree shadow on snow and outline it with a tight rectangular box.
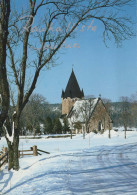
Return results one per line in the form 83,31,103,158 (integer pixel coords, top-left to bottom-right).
0,165,13,193
4,161,137,194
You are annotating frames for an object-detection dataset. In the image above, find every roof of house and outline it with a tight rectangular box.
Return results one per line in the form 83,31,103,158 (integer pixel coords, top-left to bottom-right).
62,69,84,99
68,98,99,123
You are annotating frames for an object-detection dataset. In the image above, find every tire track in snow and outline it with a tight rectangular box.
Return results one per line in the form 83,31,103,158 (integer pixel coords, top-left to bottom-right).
96,144,137,194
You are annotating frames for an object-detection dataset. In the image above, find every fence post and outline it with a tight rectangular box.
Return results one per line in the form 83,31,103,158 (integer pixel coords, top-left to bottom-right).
33,145,37,156
3,147,8,164
3,147,8,153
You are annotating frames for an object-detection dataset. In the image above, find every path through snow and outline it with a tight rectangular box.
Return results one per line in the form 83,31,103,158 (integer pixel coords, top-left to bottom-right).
1,139,137,194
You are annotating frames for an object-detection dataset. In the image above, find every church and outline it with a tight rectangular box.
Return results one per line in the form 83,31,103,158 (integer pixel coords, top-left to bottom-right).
61,69,113,134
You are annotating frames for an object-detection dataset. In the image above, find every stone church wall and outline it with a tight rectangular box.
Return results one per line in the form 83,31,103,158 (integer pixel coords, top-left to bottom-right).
62,97,78,115
89,99,112,132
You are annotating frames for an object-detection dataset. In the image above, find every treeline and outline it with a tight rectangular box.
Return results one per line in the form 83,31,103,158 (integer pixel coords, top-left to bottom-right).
20,93,137,135
1,92,136,136
1,93,63,136
19,93,68,135
17,93,70,135
103,94,137,128
44,117,70,135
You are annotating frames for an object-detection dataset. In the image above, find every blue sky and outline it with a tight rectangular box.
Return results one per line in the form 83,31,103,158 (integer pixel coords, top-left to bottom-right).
34,2,137,103
12,0,137,104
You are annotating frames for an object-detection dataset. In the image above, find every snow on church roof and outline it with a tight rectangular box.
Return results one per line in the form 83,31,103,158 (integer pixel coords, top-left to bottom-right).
68,98,99,124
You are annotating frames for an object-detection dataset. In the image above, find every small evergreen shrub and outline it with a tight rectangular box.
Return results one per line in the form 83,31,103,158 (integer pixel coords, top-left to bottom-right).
93,129,98,134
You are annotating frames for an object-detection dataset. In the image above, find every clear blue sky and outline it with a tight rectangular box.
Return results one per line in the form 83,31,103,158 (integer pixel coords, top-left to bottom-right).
13,1,137,103
34,2,137,103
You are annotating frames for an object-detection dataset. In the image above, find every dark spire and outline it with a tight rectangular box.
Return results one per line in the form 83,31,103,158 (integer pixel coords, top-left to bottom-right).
62,69,84,99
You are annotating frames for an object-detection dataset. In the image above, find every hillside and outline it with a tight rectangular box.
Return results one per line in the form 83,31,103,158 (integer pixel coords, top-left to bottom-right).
49,103,61,113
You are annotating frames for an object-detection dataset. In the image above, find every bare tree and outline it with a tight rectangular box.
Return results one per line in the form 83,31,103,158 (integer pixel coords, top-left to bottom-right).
80,99,95,138
119,96,131,139
0,0,10,136
71,98,96,139
103,98,112,138
21,93,49,136
102,98,112,115
0,0,135,170
130,92,137,128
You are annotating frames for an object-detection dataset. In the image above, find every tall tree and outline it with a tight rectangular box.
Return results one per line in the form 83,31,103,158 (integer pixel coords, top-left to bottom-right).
0,0,10,136
80,98,96,138
21,93,49,136
130,92,137,128
119,96,131,139
74,121,82,133
53,118,62,134
44,116,53,134
62,117,70,134
0,0,135,170
102,98,112,115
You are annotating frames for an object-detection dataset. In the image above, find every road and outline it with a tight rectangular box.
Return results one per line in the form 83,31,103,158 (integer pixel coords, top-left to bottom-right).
63,143,137,194
1,143,137,195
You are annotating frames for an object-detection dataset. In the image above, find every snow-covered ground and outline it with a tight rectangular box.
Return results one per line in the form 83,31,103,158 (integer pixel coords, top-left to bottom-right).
1,130,137,194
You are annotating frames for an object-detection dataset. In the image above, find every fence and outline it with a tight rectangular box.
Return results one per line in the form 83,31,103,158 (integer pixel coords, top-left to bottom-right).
0,147,8,169
19,145,50,157
0,145,50,169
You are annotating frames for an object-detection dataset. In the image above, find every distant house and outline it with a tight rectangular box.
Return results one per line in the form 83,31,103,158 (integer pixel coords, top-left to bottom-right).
61,69,113,134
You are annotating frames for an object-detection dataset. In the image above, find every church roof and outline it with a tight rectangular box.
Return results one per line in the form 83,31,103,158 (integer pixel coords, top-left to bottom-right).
68,98,99,123
67,98,113,127
62,69,84,99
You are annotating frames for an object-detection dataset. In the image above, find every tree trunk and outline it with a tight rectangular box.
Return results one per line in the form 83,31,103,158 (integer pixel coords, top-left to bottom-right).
0,0,10,134
109,129,111,139
83,125,85,139
70,130,72,139
7,136,19,170
7,142,14,170
124,125,127,139
33,127,36,137
13,134,19,170
6,115,20,170
83,131,85,139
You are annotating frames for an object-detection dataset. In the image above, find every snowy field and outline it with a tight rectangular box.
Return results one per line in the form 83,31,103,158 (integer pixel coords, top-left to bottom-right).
1,130,137,195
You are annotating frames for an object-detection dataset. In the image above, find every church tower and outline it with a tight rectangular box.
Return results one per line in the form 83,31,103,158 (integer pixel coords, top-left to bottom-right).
61,69,84,115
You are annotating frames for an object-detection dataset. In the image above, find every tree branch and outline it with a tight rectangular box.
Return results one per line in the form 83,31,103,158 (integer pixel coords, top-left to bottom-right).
7,42,20,89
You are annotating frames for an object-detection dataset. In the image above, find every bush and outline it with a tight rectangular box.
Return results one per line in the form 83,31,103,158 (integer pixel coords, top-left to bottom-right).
93,129,98,134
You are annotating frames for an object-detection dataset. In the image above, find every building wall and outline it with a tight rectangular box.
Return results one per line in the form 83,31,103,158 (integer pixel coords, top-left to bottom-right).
89,99,112,132
67,98,113,134
62,98,78,115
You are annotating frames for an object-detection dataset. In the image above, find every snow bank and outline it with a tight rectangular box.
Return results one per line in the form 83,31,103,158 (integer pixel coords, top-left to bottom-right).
1,130,137,194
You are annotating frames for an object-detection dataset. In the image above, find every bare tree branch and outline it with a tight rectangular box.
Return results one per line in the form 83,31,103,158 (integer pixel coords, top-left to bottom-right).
1,0,135,170
7,42,20,89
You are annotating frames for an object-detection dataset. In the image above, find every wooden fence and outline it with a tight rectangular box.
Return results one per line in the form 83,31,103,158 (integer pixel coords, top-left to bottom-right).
19,145,50,157
0,145,50,169
0,147,8,169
